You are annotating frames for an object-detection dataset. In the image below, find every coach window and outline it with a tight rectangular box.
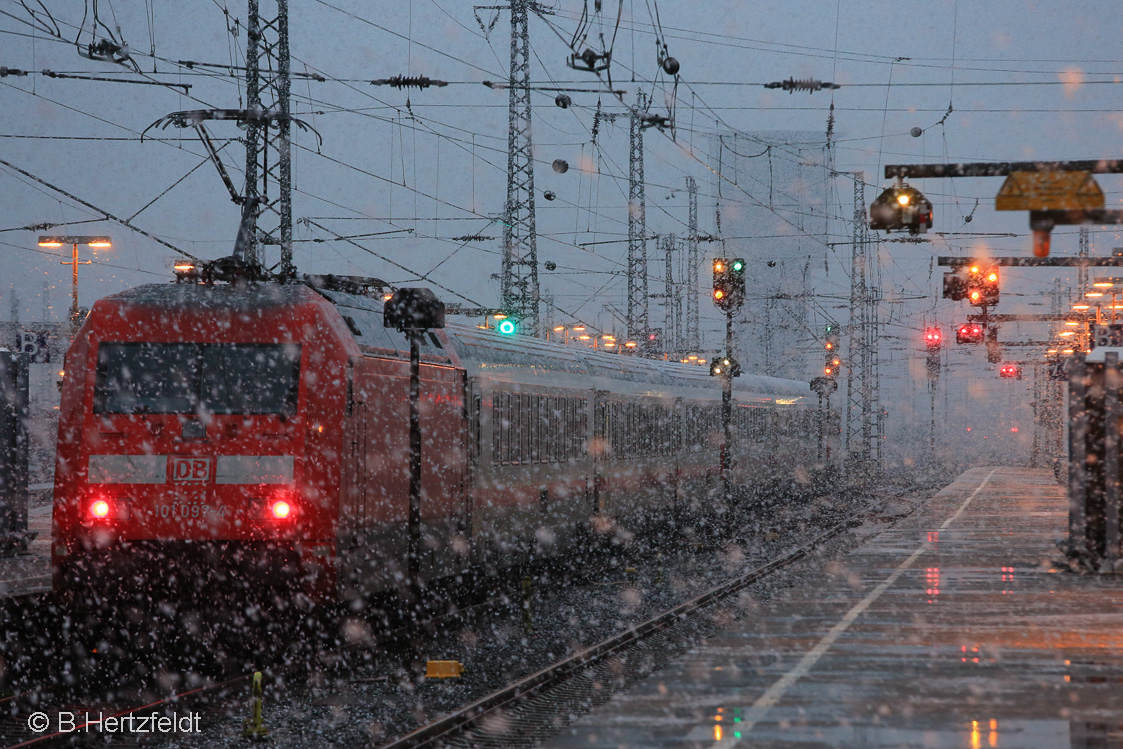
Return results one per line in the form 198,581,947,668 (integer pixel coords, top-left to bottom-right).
550,396,560,462
504,391,515,464
561,398,571,462
539,396,548,463
612,401,620,458
493,391,504,464
528,395,539,463
471,393,482,466
495,391,504,464
519,393,531,464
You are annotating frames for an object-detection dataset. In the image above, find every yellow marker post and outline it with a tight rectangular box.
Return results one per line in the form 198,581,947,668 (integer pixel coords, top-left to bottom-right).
243,671,269,739
425,660,464,679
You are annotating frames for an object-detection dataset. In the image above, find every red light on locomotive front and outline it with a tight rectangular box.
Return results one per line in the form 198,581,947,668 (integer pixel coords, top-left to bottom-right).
89,500,110,519
271,500,292,519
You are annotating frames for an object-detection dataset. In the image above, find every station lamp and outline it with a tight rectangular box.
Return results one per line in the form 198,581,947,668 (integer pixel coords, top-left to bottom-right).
869,182,932,234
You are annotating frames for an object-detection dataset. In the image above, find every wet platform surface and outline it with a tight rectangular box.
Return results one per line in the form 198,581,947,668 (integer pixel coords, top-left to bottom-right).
548,467,1123,748
0,493,51,597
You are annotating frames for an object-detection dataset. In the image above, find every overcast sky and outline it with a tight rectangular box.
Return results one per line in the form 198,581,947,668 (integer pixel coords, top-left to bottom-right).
2,0,1121,458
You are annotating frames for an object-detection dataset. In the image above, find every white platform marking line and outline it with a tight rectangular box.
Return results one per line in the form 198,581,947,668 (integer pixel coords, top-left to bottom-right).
712,467,998,747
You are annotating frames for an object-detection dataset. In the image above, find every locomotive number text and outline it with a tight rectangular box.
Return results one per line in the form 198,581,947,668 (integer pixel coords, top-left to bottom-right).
152,503,228,519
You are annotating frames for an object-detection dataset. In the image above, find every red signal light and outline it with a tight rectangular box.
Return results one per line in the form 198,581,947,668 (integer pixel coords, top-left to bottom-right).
89,499,110,520
271,500,292,519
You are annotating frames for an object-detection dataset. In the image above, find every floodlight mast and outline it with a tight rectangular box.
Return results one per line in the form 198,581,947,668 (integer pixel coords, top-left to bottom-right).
38,235,111,332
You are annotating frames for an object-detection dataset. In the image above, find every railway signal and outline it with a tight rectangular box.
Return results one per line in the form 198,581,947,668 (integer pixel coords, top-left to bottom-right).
923,327,942,382
710,356,741,378
384,287,446,661
869,182,932,234
823,324,841,378
824,354,842,378
923,327,942,349
966,264,1000,307
956,323,985,344
712,258,745,311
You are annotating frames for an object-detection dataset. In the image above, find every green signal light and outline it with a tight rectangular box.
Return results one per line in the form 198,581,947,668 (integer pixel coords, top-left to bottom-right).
731,260,744,272
497,319,517,335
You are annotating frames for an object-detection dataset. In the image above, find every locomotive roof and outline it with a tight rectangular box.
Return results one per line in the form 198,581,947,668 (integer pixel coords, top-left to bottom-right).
101,282,321,310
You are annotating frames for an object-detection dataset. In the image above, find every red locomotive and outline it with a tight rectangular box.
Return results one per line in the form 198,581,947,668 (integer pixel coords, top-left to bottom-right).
52,280,828,603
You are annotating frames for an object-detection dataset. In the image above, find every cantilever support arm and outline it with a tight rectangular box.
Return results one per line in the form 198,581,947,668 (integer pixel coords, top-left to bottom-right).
194,123,242,205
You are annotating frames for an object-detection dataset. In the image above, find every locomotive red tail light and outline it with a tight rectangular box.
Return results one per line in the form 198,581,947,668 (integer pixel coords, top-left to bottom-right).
89,499,110,520
271,500,293,519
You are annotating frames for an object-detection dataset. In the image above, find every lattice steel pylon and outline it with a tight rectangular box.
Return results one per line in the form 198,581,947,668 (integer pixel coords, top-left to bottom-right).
244,0,294,279
499,0,541,335
843,172,882,476
628,91,649,346
686,176,700,346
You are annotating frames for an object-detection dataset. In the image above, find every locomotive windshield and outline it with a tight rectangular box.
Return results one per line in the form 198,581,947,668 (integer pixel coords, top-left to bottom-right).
94,343,301,415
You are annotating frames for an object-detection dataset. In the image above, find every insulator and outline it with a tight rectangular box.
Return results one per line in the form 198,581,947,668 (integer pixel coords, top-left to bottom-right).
371,75,448,90
764,77,841,94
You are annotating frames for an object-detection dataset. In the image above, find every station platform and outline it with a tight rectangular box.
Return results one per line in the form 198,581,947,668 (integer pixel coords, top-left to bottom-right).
548,467,1123,749
0,496,51,598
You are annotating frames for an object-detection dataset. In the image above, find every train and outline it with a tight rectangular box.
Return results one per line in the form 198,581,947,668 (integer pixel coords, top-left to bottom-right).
51,278,834,604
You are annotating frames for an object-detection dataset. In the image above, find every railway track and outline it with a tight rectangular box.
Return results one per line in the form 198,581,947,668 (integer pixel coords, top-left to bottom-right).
379,509,871,749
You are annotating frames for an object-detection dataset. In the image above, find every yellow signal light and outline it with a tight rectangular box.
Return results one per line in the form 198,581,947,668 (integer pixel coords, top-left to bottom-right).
897,193,910,206
987,272,998,282
714,261,724,272
824,366,834,376
969,266,980,273
714,289,725,299
825,341,833,350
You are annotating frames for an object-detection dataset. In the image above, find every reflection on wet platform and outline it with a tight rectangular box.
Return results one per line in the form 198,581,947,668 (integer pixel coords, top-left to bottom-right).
547,467,1123,748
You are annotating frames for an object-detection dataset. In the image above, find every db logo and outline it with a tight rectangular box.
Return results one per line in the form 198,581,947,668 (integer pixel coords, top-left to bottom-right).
171,457,211,482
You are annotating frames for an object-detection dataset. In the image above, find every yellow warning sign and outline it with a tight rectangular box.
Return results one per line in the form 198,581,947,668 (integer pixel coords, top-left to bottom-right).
995,170,1104,211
